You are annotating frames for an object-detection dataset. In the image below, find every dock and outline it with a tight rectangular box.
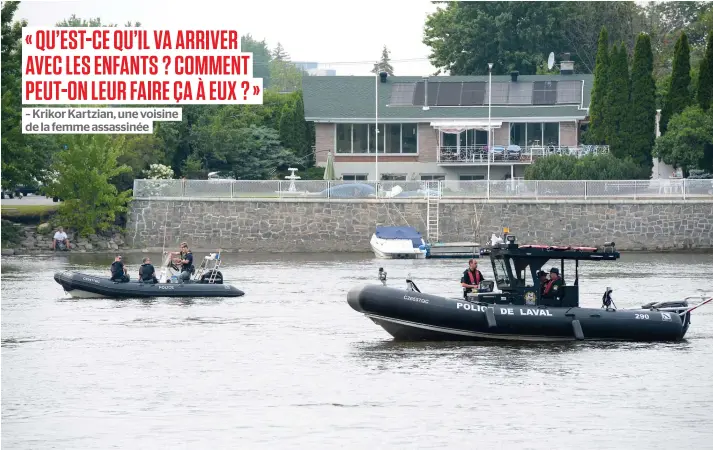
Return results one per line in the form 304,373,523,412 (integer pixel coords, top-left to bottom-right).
426,242,482,259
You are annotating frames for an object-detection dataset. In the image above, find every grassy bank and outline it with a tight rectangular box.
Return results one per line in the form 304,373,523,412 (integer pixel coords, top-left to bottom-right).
1,204,58,222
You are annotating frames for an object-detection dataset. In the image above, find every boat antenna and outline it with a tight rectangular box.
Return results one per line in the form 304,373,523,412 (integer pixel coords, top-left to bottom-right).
161,208,168,255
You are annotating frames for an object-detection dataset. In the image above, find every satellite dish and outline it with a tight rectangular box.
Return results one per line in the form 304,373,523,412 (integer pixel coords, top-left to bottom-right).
547,52,555,70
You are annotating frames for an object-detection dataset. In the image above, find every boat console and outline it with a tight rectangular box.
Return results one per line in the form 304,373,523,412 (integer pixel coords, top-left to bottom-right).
467,234,620,308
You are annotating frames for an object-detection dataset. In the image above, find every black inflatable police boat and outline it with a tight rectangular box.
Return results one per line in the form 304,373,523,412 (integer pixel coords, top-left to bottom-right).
348,236,712,342
54,251,245,298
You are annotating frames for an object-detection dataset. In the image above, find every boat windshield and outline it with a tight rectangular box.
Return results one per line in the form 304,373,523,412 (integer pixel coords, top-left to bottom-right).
492,257,512,287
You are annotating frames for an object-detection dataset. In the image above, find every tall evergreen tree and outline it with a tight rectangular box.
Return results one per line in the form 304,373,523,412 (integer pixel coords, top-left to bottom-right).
627,33,657,168
273,42,290,61
661,32,691,133
697,32,713,111
371,45,394,75
606,43,631,158
586,27,610,145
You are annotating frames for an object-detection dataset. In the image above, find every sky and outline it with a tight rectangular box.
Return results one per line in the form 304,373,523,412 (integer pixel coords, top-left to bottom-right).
15,0,442,76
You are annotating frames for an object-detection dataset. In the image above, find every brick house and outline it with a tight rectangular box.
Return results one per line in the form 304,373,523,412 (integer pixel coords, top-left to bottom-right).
302,66,607,182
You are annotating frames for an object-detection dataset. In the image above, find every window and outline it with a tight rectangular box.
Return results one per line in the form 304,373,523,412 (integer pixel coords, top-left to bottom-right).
543,123,559,146
402,124,417,153
382,174,406,181
510,123,526,147
342,174,367,181
492,257,512,288
527,123,543,146
421,174,446,181
459,175,485,181
336,124,351,153
353,124,369,153
509,122,560,147
336,123,418,154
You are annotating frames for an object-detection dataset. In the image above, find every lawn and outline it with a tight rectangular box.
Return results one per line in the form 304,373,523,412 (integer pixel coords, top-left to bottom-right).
1,204,59,220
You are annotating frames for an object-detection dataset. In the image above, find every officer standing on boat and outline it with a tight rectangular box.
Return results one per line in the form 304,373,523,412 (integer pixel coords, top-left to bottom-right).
541,267,564,303
461,259,485,299
175,243,194,282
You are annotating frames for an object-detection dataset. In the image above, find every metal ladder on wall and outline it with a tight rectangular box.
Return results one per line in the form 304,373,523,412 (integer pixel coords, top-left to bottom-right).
426,181,441,243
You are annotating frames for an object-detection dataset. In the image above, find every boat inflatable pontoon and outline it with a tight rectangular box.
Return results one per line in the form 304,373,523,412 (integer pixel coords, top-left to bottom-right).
54,271,245,298
349,234,712,342
54,250,245,298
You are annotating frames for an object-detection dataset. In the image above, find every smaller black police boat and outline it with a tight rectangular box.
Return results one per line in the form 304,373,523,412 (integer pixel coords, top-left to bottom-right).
348,235,712,342
54,251,245,298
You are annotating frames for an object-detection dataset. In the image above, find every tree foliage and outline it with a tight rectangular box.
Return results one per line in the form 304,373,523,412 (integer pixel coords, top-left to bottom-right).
627,33,657,169
422,1,712,77
524,154,648,180
45,135,133,236
1,2,56,190
606,44,631,158
653,106,713,174
372,45,394,75
661,32,692,133
697,31,713,111
586,27,610,145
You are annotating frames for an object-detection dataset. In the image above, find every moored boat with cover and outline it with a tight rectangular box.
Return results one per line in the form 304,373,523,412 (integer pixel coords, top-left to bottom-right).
348,233,712,342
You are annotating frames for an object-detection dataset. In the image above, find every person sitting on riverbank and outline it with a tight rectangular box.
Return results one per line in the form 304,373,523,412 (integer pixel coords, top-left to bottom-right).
461,259,485,299
138,257,158,283
51,227,71,251
110,255,130,283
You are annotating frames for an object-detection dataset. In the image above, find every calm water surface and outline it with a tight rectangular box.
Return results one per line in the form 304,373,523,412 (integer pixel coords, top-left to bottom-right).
2,252,713,449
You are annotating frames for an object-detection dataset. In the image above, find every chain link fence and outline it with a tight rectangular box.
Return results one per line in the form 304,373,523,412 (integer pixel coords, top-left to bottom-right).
133,179,713,200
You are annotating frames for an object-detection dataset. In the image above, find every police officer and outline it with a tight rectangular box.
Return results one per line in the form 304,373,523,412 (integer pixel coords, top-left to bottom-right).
541,267,564,303
460,259,484,299
138,256,158,283
110,255,130,282
537,270,548,296
176,243,194,282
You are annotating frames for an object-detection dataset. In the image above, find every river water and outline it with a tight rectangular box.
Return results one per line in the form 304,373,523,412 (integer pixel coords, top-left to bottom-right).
2,251,713,449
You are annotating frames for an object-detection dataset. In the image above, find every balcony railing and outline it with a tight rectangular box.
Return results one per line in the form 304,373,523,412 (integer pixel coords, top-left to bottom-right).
133,178,713,200
437,145,610,163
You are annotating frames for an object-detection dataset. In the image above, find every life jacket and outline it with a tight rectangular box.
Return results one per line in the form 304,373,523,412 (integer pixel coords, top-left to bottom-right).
139,263,155,281
467,270,482,285
543,278,558,294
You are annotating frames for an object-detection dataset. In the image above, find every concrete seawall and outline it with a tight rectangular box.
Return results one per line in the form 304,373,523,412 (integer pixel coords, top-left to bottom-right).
126,198,713,252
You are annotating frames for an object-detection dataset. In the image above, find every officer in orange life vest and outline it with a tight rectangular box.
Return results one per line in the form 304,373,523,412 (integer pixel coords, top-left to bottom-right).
461,259,485,299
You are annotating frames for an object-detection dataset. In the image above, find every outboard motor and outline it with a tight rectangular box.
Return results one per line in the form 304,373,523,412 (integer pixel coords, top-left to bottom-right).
602,287,616,310
378,268,387,286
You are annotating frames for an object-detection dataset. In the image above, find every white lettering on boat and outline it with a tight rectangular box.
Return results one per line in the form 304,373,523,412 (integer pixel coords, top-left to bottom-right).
81,277,100,284
404,295,429,304
158,285,175,290
500,308,515,315
457,302,488,312
634,313,650,320
519,308,554,317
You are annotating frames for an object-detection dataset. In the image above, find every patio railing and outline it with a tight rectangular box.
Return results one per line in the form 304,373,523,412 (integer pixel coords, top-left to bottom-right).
133,178,713,200
437,145,610,163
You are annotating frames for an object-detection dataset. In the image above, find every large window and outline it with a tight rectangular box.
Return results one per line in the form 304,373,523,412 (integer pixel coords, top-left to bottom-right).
459,175,485,180
509,122,560,147
421,174,446,181
440,129,488,149
335,123,418,154
381,174,407,181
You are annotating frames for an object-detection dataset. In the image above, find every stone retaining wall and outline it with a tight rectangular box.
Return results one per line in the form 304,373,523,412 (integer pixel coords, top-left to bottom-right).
125,198,713,252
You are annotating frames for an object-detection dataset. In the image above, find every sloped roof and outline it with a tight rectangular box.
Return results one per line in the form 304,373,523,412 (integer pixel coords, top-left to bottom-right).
303,74,594,122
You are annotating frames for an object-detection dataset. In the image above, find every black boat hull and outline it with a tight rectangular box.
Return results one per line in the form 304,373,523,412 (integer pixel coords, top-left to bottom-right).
348,284,690,342
54,271,245,298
